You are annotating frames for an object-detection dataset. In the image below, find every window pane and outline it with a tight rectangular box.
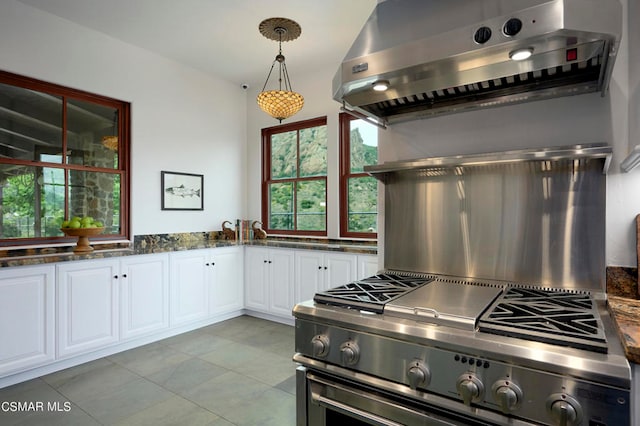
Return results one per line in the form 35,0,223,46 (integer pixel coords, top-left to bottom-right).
0,83,63,163
297,180,326,231
348,176,377,233
299,125,327,177
350,119,378,173
0,164,65,238
68,169,120,235
269,182,294,230
67,100,119,169
271,131,297,179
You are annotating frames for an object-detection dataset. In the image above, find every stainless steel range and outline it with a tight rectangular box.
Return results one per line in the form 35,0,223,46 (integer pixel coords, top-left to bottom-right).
293,145,631,426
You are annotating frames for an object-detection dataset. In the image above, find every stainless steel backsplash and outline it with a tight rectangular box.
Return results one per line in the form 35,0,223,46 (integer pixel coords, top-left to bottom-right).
383,158,606,291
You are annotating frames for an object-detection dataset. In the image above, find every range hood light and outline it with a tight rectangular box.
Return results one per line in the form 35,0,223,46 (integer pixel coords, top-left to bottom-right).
509,48,534,61
372,80,390,91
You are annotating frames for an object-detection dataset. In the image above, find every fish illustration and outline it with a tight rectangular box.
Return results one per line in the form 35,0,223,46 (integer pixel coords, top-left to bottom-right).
165,184,200,198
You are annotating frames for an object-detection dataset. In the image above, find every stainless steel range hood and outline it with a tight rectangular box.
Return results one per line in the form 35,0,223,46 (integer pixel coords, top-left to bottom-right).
333,0,622,125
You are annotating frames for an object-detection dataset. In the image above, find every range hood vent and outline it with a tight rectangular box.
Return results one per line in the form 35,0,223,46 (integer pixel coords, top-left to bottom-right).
333,0,622,125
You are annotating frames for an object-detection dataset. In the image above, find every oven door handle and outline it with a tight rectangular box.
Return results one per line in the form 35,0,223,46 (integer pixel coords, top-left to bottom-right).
310,386,404,426
308,373,458,426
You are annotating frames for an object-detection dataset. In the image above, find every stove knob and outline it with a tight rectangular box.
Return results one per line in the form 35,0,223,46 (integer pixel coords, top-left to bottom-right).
340,341,360,366
407,361,430,389
545,393,583,426
456,374,484,406
310,335,330,358
491,380,522,414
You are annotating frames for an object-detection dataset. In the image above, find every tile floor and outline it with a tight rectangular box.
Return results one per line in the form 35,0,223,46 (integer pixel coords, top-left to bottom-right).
0,316,297,425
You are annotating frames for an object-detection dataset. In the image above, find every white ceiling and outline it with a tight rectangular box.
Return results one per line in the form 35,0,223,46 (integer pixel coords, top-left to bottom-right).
17,0,377,90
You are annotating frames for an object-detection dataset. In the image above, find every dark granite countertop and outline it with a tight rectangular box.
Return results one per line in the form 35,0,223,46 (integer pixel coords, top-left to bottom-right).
606,266,640,364
244,238,377,255
0,233,377,268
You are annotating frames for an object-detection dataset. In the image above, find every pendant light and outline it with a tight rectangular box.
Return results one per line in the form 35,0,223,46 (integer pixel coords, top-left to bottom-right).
101,111,118,151
257,17,304,123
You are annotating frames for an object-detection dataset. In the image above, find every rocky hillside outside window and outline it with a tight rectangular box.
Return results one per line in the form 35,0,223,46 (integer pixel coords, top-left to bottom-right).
261,117,327,236
339,113,378,238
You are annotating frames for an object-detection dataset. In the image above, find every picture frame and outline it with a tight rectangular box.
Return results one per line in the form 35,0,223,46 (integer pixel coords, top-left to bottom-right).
161,171,204,210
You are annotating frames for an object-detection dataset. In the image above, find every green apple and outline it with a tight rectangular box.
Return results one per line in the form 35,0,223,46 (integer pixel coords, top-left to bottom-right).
68,220,81,229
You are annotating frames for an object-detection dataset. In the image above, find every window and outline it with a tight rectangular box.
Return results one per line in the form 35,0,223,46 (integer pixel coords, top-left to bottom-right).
262,117,327,235
339,113,378,238
0,70,129,246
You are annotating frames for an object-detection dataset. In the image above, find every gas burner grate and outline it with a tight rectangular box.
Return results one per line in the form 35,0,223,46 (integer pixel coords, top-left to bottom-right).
478,287,608,353
313,273,432,313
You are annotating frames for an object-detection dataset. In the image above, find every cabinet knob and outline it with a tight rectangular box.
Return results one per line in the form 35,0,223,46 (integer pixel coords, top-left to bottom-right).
324,266,328,270
318,266,322,270
205,263,210,266
268,260,272,264
212,262,215,266
113,275,118,279
264,260,267,263
122,274,127,278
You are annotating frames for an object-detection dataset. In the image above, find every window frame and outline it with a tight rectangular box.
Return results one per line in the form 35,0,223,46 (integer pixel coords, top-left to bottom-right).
261,116,327,236
0,70,130,247
339,112,378,239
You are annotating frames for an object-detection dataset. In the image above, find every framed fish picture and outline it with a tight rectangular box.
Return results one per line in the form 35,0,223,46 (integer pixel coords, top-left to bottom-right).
161,171,204,210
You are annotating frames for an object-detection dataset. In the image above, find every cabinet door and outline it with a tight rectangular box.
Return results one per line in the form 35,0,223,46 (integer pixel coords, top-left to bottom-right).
169,250,209,326
57,260,119,358
0,265,55,375
269,249,295,317
244,247,269,312
120,254,169,340
357,254,379,279
324,252,357,290
210,247,244,314
295,250,323,304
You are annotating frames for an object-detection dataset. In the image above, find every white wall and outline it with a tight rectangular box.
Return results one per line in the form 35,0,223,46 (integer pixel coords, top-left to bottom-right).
0,0,247,237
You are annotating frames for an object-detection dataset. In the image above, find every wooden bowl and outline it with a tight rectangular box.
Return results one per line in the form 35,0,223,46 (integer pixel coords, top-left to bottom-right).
61,227,105,253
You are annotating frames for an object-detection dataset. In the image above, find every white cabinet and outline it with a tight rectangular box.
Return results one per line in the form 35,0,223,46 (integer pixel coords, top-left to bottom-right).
209,246,244,315
57,259,120,358
245,247,269,311
245,246,295,317
269,249,295,316
0,265,55,375
170,247,244,326
120,253,169,340
357,254,378,279
295,251,357,304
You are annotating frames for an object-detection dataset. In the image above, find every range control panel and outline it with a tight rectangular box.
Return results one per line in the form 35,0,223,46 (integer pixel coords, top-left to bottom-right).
295,319,630,426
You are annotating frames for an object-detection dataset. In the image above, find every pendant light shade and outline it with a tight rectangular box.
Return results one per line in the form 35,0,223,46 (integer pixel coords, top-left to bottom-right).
257,90,304,122
101,111,118,151
257,17,304,123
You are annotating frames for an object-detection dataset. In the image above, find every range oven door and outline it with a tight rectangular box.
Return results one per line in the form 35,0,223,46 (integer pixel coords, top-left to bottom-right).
297,366,501,426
